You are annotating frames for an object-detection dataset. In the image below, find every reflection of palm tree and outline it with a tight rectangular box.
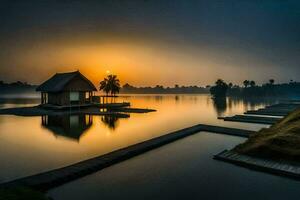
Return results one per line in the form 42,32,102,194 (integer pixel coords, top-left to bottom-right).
101,115,120,130
212,97,227,116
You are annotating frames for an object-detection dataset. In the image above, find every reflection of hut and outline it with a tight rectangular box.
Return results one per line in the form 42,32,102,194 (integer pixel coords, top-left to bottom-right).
41,114,93,141
36,71,97,106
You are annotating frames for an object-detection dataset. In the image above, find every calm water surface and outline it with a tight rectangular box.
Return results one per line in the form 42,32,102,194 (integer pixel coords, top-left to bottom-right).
0,94,275,183
49,132,300,200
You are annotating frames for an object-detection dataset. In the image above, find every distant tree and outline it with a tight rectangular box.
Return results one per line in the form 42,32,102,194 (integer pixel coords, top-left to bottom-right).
210,79,228,98
243,80,250,88
228,82,233,89
123,83,131,88
215,79,225,86
155,85,163,89
269,79,275,85
250,80,256,87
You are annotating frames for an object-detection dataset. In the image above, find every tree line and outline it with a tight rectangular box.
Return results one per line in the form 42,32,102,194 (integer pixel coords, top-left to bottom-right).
120,83,209,94
0,80,36,94
99,75,300,98
210,79,300,98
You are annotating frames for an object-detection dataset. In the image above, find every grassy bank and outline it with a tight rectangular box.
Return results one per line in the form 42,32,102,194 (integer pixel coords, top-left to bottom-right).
234,108,300,162
0,187,50,200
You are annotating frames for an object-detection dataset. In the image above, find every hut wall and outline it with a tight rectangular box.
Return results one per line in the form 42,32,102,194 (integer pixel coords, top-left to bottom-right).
48,92,86,105
48,92,68,105
76,92,86,104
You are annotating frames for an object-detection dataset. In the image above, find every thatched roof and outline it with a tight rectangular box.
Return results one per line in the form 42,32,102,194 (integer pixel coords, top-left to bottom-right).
36,71,97,92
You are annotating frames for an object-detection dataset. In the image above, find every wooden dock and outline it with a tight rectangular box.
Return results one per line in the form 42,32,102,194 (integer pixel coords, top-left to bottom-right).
279,100,300,104
0,124,254,191
218,115,280,125
214,150,300,180
41,102,131,110
244,103,299,117
0,106,130,117
0,105,151,117
108,107,157,113
218,102,297,124
244,110,290,116
266,103,300,109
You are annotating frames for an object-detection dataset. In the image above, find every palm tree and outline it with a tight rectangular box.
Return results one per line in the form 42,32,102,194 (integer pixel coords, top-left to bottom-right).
99,77,110,104
99,75,121,96
243,80,250,88
107,75,121,97
210,79,228,98
216,79,226,86
99,78,110,96
99,75,121,103
250,80,256,87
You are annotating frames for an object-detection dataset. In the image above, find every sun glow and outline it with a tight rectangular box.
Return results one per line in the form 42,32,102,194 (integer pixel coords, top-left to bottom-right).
3,37,270,87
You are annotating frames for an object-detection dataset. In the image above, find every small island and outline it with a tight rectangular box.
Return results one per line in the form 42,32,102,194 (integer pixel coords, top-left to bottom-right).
0,71,156,117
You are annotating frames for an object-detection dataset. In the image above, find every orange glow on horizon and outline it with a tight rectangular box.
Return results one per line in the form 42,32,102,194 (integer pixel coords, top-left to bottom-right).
1,36,283,87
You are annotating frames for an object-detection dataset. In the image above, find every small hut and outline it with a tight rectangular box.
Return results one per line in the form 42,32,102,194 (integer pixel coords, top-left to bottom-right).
36,71,97,106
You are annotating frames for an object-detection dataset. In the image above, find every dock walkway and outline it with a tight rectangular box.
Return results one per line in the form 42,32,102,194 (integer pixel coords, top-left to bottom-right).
218,115,280,124
244,110,290,116
214,150,300,180
244,103,300,117
219,102,298,124
0,124,254,191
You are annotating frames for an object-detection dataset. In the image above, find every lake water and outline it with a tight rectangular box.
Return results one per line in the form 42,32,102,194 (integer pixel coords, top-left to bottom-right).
0,94,276,184
49,132,300,200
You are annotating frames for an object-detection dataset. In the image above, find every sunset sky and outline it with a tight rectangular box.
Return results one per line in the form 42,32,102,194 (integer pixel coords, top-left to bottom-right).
0,0,299,87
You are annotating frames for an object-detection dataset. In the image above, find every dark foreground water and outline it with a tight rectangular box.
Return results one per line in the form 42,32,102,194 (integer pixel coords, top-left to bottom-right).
49,132,300,200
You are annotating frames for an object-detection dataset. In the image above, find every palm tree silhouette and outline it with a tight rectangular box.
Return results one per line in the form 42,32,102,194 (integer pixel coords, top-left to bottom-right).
107,75,121,97
210,79,228,98
99,77,110,96
243,80,250,88
269,79,275,85
99,75,121,103
250,80,256,87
